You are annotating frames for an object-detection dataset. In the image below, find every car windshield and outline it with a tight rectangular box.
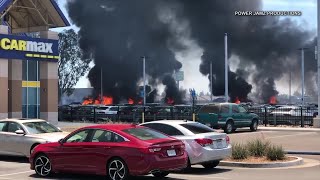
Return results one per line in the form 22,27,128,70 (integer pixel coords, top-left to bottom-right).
23,121,62,134
180,123,214,134
123,127,168,140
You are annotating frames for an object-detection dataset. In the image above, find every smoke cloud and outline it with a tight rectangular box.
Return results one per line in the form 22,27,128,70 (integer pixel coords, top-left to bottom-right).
67,0,316,104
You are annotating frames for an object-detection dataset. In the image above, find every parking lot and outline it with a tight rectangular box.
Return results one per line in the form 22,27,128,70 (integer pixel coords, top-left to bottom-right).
0,129,319,180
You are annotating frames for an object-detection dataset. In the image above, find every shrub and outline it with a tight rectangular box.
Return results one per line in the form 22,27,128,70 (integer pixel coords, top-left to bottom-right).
247,139,270,157
266,145,285,161
231,143,248,160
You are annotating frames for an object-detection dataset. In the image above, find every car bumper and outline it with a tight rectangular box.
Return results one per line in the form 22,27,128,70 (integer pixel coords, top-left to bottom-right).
130,153,188,176
189,145,232,165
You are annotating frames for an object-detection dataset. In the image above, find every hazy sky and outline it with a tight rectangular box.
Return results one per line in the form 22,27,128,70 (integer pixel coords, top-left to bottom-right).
54,0,317,95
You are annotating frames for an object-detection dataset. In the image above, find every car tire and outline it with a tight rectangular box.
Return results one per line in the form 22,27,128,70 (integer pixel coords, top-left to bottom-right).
34,154,52,177
107,158,129,180
224,121,234,134
201,161,220,169
250,119,258,132
152,172,170,178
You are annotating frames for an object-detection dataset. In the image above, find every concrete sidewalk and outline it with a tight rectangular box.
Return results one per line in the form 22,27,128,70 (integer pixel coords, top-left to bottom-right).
258,126,320,132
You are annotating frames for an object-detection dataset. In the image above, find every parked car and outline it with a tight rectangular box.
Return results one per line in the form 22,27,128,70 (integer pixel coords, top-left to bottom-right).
269,106,317,117
30,124,187,179
141,120,231,169
0,119,68,157
197,103,259,133
95,106,118,115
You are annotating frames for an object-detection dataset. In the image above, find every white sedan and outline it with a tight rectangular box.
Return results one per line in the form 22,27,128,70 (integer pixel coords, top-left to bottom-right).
141,120,231,169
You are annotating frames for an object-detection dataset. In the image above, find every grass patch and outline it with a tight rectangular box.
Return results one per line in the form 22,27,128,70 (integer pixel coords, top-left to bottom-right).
247,139,270,157
266,145,286,161
231,143,248,160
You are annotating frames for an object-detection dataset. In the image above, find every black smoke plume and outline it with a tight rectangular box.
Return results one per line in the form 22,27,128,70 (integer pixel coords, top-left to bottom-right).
68,0,316,104
67,0,183,104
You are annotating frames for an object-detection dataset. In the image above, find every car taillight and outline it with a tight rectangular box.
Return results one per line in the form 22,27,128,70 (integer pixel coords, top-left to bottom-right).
226,136,230,144
140,147,162,154
149,147,162,153
195,138,213,147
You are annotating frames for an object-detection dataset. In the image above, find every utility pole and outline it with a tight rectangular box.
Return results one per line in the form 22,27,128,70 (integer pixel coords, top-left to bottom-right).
289,70,292,104
225,33,229,102
315,0,320,128
142,56,146,106
298,48,307,107
210,61,213,102
100,68,103,105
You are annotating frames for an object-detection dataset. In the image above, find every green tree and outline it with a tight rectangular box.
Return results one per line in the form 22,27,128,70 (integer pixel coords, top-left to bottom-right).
58,29,92,100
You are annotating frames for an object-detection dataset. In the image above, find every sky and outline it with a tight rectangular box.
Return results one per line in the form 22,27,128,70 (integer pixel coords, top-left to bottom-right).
53,0,317,96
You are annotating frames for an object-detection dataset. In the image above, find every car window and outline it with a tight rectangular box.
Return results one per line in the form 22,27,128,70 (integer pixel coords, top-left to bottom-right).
23,121,61,134
90,129,125,142
65,129,91,143
220,105,230,113
123,127,168,140
199,105,219,113
109,107,118,111
180,123,214,134
0,122,7,132
141,123,184,136
239,106,247,113
232,105,239,113
7,122,24,133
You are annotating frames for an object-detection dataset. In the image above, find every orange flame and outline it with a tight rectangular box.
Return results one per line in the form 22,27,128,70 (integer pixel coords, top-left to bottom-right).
235,97,241,104
82,96,113,105
128,98,134,105
269,96,277,104
167,98,174,105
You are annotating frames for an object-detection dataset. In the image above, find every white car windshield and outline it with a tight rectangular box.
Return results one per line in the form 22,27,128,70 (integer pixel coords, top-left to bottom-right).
23,122,62,134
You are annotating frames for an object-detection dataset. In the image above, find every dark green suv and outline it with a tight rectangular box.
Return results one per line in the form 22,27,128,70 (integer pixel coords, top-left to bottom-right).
197,103,259,133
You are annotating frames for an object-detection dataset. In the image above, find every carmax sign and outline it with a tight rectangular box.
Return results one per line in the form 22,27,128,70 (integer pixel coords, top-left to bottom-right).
0,34,59,61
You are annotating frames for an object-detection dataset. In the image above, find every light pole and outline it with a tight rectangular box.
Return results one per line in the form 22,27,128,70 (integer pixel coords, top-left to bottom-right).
210,61,213,102
225,33,229,102
142,56,146,106
100,68,103,105
318,0,320,118
298,48,308,107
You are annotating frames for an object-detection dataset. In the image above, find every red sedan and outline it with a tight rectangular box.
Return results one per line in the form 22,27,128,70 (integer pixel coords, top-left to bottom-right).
29,124,187,179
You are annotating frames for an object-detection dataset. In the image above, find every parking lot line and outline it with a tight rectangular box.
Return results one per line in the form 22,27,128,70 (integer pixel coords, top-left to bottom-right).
0,171,33,177
170,174,231,180
266,132,316,139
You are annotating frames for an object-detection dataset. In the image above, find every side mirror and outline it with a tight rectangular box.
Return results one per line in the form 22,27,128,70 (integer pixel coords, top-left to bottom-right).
58,139,64,145
15,130,25,135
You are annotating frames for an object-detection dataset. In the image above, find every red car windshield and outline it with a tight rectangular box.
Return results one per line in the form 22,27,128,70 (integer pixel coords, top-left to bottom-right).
123,127,168,140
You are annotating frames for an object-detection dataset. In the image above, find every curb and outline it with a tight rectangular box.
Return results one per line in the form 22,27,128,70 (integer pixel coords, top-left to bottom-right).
219,156,303,168
286,151,320,155
258,128,320,133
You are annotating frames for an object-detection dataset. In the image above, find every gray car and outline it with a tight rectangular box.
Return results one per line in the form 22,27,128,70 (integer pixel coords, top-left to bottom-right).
0,118,69,157
141,120,231,169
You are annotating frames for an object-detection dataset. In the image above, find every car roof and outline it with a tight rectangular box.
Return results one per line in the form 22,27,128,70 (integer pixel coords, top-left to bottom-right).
142,120,197,125
0,118,46,123
83,124,141,131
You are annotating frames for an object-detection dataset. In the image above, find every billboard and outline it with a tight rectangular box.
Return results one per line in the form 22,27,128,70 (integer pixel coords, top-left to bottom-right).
0,34,59,62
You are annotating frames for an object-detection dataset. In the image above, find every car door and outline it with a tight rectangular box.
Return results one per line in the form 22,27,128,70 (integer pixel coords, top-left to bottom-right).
52,129,94,173
231,105,242,127
85,129,127,174
0,121,8,154
239,105,252,126
2,122,28,155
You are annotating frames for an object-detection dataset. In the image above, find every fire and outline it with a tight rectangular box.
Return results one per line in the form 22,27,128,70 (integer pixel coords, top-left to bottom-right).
269,96,277,104
82,96,113,105
235,97,240,104
128,98,134,105
167,98,174,105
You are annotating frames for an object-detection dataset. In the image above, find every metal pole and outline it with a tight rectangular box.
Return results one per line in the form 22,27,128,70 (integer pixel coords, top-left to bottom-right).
143,56,146,105
36,60,39,119
301,49,305,107
318,0,320,118
100,68,103,105
289,70,292,104
225,33,228,102
210,61,213,102
26,60,29,118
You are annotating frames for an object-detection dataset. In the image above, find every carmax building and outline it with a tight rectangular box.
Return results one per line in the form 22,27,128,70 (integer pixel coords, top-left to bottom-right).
0,0,69,124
